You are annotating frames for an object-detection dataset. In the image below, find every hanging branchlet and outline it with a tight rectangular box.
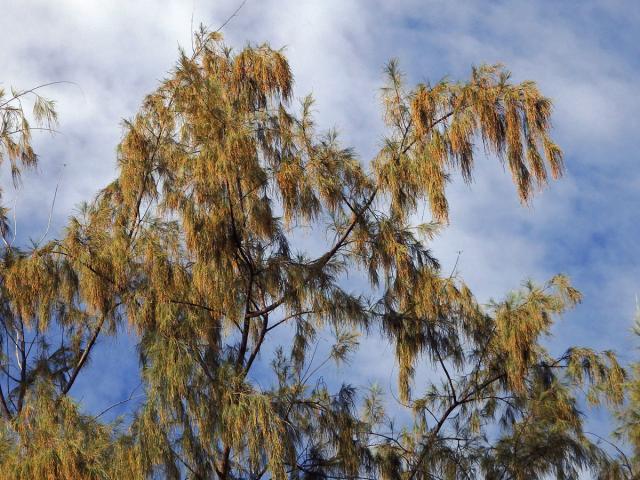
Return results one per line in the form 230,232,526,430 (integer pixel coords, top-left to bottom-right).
0,85,57,186
375,63,563,223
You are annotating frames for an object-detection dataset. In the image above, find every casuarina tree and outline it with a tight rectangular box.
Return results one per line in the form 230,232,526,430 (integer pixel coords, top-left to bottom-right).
0,29,629,479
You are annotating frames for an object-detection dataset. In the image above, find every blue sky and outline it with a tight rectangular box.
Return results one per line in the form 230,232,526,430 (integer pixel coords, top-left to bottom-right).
2,0,639,448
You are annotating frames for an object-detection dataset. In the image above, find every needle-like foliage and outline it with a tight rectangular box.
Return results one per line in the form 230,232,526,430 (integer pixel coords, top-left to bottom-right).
0,30,629,479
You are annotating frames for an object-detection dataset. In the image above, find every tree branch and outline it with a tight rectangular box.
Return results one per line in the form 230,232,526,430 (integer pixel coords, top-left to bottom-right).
60,316,107,396
0,385,11,419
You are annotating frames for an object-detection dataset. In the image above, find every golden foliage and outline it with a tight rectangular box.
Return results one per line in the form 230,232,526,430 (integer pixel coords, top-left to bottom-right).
0,29,630,480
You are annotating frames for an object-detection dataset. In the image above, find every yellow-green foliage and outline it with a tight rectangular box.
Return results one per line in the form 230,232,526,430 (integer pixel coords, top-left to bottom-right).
0,84,57,241
374,62,563,223
0,383,136,480
0,84,57,184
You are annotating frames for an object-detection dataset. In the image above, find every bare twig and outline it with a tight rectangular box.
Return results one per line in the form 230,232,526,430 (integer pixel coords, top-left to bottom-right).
35,181,59,247
214,0,248,33
93,383,144,420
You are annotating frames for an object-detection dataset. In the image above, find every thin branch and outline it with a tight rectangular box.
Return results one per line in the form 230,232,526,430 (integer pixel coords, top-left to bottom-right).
168,442,205,480
435,347,456,402
214,0,248,33
245,296,285,319
243,315,268,376
313,188,378,269
16,320,26,412
0,81,76,109
265,310,316,333
34,181,59,247
60,316,107,396
585,431,634,477
93,383,144,420
0,385,11,419
408,373,505,480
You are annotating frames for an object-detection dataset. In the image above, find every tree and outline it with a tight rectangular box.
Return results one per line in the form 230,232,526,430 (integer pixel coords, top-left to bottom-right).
603,315,640,479
0,82,63,420
0,83,138,479
0,29,628,479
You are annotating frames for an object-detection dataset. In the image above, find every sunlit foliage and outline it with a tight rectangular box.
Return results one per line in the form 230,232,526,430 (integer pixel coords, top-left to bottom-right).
0,29,630,479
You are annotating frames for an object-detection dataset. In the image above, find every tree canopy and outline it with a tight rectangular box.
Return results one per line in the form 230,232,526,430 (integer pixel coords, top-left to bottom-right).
0,29,636,480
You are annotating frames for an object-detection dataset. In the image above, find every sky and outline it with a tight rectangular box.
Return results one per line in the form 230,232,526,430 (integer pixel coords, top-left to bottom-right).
1,0,639,452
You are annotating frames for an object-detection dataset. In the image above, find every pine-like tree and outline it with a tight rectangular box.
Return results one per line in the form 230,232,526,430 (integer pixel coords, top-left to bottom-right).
0,30,629,479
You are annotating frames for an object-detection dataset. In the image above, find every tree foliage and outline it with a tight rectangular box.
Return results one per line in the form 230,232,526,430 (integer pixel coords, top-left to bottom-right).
0,30,633,479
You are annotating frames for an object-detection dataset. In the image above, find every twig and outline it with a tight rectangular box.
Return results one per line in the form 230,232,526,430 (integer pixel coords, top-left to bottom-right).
0,81,77,109
35,181,59,247
585,431,634,477
93,383,144,420
214,0,247,33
